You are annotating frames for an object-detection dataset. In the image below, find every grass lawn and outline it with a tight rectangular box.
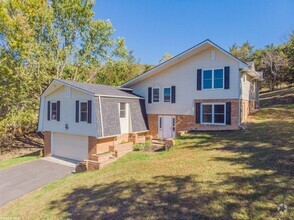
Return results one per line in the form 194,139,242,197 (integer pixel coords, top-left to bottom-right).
0,88,293,219
0,150,41,170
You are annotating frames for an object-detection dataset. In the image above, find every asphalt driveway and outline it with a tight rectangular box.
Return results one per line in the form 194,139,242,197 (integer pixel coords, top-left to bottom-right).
0,159,74,207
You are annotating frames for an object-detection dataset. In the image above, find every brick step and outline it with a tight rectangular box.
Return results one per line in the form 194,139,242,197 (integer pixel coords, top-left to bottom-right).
109,142,133,152
90,152,112,163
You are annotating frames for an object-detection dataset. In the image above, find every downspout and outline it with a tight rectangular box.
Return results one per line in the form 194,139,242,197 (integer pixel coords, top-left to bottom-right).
98,95,105,137
238,69,242,127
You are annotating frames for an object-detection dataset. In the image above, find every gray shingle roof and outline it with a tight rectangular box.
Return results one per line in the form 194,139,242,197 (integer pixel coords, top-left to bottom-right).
55,79,142,99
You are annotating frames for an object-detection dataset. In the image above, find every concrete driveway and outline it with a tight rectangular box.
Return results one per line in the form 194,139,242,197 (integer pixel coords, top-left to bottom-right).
0,158,75,207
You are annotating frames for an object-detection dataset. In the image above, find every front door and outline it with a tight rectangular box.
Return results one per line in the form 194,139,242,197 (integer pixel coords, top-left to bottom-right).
158,116,175,139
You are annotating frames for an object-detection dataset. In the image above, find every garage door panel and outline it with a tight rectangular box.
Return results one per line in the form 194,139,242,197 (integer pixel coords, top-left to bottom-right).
52,133,88,161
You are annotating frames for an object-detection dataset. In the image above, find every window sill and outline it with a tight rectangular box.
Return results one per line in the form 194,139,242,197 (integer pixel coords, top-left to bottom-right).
200,123,226,126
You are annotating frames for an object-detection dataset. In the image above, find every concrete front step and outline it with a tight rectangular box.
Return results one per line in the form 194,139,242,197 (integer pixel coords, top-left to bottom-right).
109,142,133,152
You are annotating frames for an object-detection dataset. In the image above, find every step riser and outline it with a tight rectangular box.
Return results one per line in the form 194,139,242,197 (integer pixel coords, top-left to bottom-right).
115,150,131,158
109,144,133,152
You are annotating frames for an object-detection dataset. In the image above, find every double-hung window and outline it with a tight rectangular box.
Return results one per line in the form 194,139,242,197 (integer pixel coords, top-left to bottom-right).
119,103,126,118
163,87,171,102
201,103,225,124
153,88,160,102
51,102,57,120
80,102,88,122
203,69,224,89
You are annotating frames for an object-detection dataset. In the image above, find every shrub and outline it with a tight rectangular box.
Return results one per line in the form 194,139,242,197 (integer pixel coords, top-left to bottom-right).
133,140,152,151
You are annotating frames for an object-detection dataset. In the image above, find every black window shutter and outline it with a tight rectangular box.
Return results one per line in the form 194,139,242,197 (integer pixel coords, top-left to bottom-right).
224,66,230,89
87,100,92,123
171,86,176,103
57,101,60,121
47,101,51,121
75,100,79,123
148,87,152,103
226,102,231,125
195,103,201,123
197,69,202,90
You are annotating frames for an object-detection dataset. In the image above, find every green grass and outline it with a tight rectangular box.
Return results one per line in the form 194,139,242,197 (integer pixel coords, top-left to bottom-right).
0,150,41,170
0,88,293,219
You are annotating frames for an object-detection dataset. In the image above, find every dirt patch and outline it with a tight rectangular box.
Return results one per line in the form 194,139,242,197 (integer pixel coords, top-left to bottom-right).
0,133,43,161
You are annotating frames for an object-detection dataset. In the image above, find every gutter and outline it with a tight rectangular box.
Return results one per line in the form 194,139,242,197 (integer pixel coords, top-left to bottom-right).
98,95,105,137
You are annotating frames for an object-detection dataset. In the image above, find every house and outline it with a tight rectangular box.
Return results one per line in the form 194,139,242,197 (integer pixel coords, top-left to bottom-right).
38,39,262,164
121,39,263,138
38,79,148,162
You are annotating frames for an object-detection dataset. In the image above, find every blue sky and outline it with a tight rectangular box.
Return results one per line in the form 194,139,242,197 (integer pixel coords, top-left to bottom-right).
94,0,294,64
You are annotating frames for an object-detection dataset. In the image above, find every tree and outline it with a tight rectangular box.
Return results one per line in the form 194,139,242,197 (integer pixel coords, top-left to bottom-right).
253,44,287,91
282,32,294,86
159,52,173,63
0,0,134,142
229,41,254,62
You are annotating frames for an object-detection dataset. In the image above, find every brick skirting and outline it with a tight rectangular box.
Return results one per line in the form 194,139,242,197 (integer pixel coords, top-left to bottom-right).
43,131,51,157
147,99,241,138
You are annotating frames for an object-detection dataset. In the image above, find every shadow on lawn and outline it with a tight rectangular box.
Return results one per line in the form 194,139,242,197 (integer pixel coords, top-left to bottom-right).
49,175,224,219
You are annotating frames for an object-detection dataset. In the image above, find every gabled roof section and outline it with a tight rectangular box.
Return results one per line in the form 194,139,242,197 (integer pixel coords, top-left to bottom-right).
121,39,248,87
42,79,143,99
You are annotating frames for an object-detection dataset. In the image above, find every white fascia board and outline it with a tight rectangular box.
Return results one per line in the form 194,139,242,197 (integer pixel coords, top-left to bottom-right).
121,39,248,87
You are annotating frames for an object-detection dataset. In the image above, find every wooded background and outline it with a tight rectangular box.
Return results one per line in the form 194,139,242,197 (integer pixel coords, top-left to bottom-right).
0,0,293,149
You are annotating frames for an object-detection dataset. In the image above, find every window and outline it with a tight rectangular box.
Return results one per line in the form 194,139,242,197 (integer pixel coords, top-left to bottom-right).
201,103,225,124
80,102,88,122
163,87,171,102
51,102,57,120
202,105,212,123
203,70,212,89
119,103,126,118
214,69,224,88
159,117,162,129
203,69,224,89
153,88,160,102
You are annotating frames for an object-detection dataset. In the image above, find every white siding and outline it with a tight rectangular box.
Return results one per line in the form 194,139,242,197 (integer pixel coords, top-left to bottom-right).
130,47,241,115
41,86,97,137
241,74,257,101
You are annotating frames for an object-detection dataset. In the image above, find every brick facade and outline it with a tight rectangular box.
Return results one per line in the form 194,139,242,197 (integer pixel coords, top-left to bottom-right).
147,99,240,138
88,132,148,158
241,99,258,122
43,131,51,157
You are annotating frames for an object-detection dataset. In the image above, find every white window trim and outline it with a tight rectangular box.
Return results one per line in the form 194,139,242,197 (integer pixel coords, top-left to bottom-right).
163,87,171,103
152,87,160,103
80,101,88,123
202,68,225,90
118,102,127,118
51,101,58,120
200,103,226,125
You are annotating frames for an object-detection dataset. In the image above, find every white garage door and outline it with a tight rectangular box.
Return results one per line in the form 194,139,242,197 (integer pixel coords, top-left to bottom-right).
52,133,88,161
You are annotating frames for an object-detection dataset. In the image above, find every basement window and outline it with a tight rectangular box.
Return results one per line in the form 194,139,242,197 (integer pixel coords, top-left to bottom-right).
201,103,225,125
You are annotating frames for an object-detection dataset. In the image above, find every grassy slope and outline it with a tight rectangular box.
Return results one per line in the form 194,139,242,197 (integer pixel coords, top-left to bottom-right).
0,151,40,170
0,88,293,219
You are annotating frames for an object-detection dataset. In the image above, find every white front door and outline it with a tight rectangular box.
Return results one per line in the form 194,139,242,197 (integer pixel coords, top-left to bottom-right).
158,116,175,139
119,103,130,134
